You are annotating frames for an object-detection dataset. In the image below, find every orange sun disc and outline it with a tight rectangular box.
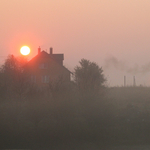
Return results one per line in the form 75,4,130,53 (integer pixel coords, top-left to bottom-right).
20,46,30,55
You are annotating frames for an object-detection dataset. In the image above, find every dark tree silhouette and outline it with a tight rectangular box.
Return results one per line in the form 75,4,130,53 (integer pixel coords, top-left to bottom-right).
0,55,31,99
74,59,106,95
1,55,28,78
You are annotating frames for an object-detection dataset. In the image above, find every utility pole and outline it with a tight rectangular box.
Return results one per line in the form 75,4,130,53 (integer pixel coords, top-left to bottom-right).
133,76,136,87
124,76,126,87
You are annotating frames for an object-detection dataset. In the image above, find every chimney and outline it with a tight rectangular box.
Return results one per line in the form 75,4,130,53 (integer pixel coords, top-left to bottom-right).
38,46,41,54
50,47,53,55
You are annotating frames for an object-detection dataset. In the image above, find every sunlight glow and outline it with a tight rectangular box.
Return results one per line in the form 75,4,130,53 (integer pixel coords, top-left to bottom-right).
20,46,30,55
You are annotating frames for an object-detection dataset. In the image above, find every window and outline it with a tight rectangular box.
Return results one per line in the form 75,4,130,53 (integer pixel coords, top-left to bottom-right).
42,75,49,83
31,75,36,83
39,63,47,69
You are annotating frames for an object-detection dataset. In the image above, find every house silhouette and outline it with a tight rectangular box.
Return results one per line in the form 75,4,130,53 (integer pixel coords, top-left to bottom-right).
26,47,71,87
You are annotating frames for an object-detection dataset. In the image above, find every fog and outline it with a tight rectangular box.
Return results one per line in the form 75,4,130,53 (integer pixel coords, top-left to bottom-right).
1,0,150,149
1,56,150,149
104,56,150,75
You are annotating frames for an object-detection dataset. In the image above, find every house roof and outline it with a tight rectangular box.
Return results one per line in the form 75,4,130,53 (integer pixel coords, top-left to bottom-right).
50,54,64,61
28,50,72,73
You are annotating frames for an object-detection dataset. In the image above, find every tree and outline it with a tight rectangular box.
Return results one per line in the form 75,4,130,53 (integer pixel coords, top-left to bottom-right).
74,59,106,95
0,55,30,99
1,54,28,76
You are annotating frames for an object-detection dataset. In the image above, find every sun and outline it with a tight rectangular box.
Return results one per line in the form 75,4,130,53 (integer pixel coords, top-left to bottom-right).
20,46,30,55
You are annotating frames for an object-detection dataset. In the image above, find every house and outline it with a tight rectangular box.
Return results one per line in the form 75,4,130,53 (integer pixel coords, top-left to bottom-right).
26,47,71,87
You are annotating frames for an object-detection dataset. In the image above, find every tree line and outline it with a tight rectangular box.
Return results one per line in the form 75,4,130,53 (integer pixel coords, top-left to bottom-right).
0,54,107,101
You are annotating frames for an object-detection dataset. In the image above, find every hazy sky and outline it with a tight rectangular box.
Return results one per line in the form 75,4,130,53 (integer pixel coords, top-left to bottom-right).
1,0,150,86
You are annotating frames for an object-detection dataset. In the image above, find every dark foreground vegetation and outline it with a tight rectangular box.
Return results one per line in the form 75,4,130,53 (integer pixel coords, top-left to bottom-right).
1,55,150,149
1,86,150,149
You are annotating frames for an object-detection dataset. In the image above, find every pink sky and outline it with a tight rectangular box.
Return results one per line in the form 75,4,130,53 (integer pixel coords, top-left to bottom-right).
1,0,150,86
